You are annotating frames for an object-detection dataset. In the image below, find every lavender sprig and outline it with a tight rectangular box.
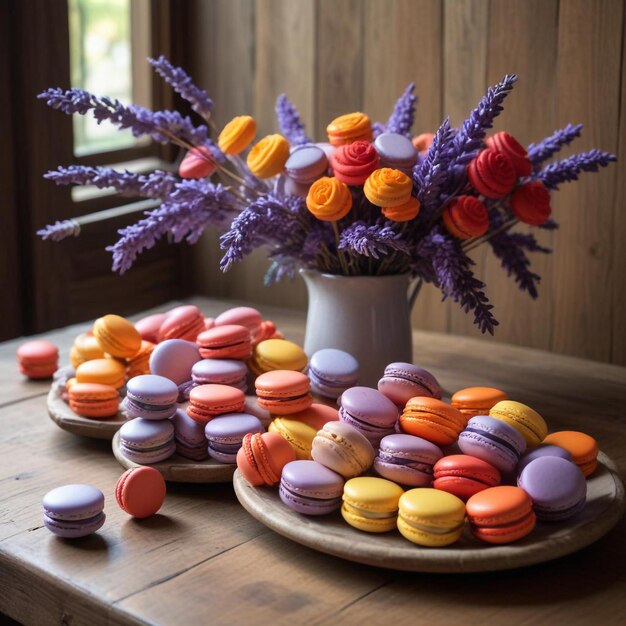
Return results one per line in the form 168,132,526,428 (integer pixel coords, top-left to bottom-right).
275,94,311,146
385,83,417,137
372,122,385,139
44,166,177,199
38,88,208,146
37,219,81,242
527,123,583,169
338,220,411,260
149,56,213,118
538,150,616,190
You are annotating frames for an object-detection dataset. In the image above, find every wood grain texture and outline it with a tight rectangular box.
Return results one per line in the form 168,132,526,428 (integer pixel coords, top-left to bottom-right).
2,297,626,626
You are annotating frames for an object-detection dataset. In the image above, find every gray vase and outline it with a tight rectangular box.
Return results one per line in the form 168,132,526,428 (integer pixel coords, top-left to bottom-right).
300,269,413,388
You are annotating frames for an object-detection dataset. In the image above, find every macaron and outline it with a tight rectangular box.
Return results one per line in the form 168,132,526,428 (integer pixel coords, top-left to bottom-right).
285,145,329,184
218,115,257,155
373,132,418,175
248,339,308,376
338,386,399,446
399,397,466,446
17,340,59,379
341,477,404,533
149,339,201,386
451,386,508,419
308,348,359,399
326,112,373,146
196,324,252,360
255,319,282,345
70,333,104,368
118,418,176,464
134,312,167,343
205,413,264,463
433,454,501,501
178,145,216,179
255,370,313,416
458,415,527,474
236,431,296,486
397,488,466,547
269,417,317,460
543,431,599,476
247,134,290,178
191,358,248,392
125,340,155,378
122,374,179,420
489,400,548,447
282,403,339,431
115,467,166,518
466,485,536,544
68,382,120,419
516,443,573,475
157,305,205,343
311,421,375,478
279,460,345,515
170,407,209,461
214,306,263,343
43,484,105,538
93,314,141,359
377,363,442,407
187,384,246,425
374,434,443,487
518,456,587,522
76,358,126,390
412,132,435,155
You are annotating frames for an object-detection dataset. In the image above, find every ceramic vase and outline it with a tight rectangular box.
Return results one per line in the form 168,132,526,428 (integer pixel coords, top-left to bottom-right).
300,269,413,387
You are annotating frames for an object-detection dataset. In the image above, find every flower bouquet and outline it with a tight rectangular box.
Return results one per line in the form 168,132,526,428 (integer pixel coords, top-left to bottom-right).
39,57,614,348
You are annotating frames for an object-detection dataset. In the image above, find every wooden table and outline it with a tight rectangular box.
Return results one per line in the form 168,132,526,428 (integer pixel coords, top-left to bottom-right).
2,297,626,626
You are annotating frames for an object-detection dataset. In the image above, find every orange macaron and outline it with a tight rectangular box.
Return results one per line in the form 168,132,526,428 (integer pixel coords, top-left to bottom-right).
75,358,127,390
93,314,141,359
543,431,599,476
236,431,297,486
399,397,466,446
451,386,508,419
68,382,120,419
115,467,166,518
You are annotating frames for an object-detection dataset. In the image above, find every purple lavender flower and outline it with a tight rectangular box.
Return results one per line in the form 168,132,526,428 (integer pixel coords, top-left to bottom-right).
338,220,411,260
37,219,81,242
149,56,214,118
527,123,583,169
275,95,311,145
385,83,417,137
372,122,385,139
44,166,177,199
538,149,616,190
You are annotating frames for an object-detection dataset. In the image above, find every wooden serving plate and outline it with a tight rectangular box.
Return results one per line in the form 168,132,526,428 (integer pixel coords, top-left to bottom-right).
233,452,625,573
112,430,236,483
47,387,126,440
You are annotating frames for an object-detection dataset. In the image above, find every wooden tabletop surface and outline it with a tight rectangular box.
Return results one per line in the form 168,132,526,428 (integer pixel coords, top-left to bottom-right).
1,297,626,626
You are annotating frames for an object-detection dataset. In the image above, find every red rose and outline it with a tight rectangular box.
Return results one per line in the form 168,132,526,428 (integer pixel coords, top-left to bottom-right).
442,195,489,239
467,148,516,198
510,182,551,225
331,140,380,186
486,131,532,177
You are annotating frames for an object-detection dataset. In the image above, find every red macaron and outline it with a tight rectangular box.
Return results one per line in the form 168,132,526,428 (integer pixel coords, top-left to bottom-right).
433,454,501,501
115,467,166,518
17,340,59,379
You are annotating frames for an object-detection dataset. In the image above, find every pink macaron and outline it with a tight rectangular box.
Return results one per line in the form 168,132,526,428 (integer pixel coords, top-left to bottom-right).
378,362,442,407
17,340,59,379
157,305,205,342
255,370,313,415
196,325,252,360
214,307,263,343
134,313,168,344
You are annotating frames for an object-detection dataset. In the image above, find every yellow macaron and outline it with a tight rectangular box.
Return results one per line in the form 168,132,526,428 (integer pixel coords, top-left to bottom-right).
341,477,404,533
397,488,466,547
489,400,548,447
93,314,141,359
268,418,317,460
248,339,308,377
70,333,105,368
75,358,126,390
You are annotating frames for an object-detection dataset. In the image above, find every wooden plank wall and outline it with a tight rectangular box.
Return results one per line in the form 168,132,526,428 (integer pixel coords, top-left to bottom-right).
185,0,625,365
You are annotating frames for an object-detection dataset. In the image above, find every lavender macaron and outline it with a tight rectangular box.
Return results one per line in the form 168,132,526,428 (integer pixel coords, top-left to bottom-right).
43,484,105,538
378,362,441,407
191,358,248,393
285,145,328,184
374,434,443,487
279,460,345,515
373,132,418,175
204,413,264,463
516,443,573,475
458,415,526,474
149,339,201,386
339,386,399,447
171,407,208,461
308,348,360,399
518,456,587,522
122,374,179,420
118,417,176,464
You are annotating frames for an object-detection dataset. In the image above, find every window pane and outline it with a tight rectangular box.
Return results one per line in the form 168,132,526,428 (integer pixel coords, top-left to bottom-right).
68,0,150,156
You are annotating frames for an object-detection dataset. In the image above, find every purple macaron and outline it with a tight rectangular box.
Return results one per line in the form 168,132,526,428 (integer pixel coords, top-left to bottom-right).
373,132,418,175
170,407,208,461
285,145,328,184
122,374,179,420
279,460,345,515
308,348,360,399
191,358,248,393
516,443,573,475
374,434,443,487
149,339,201,386
118,417,176,464
43,484,105,538
204,413,264,464
458,415,526,474
378,362,442,407
518,456,587,522
339,386,399,447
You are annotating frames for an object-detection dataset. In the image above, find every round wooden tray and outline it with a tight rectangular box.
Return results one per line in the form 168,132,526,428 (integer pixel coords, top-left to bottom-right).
47,387,126,440
233,452,625,573
112,430,235,483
